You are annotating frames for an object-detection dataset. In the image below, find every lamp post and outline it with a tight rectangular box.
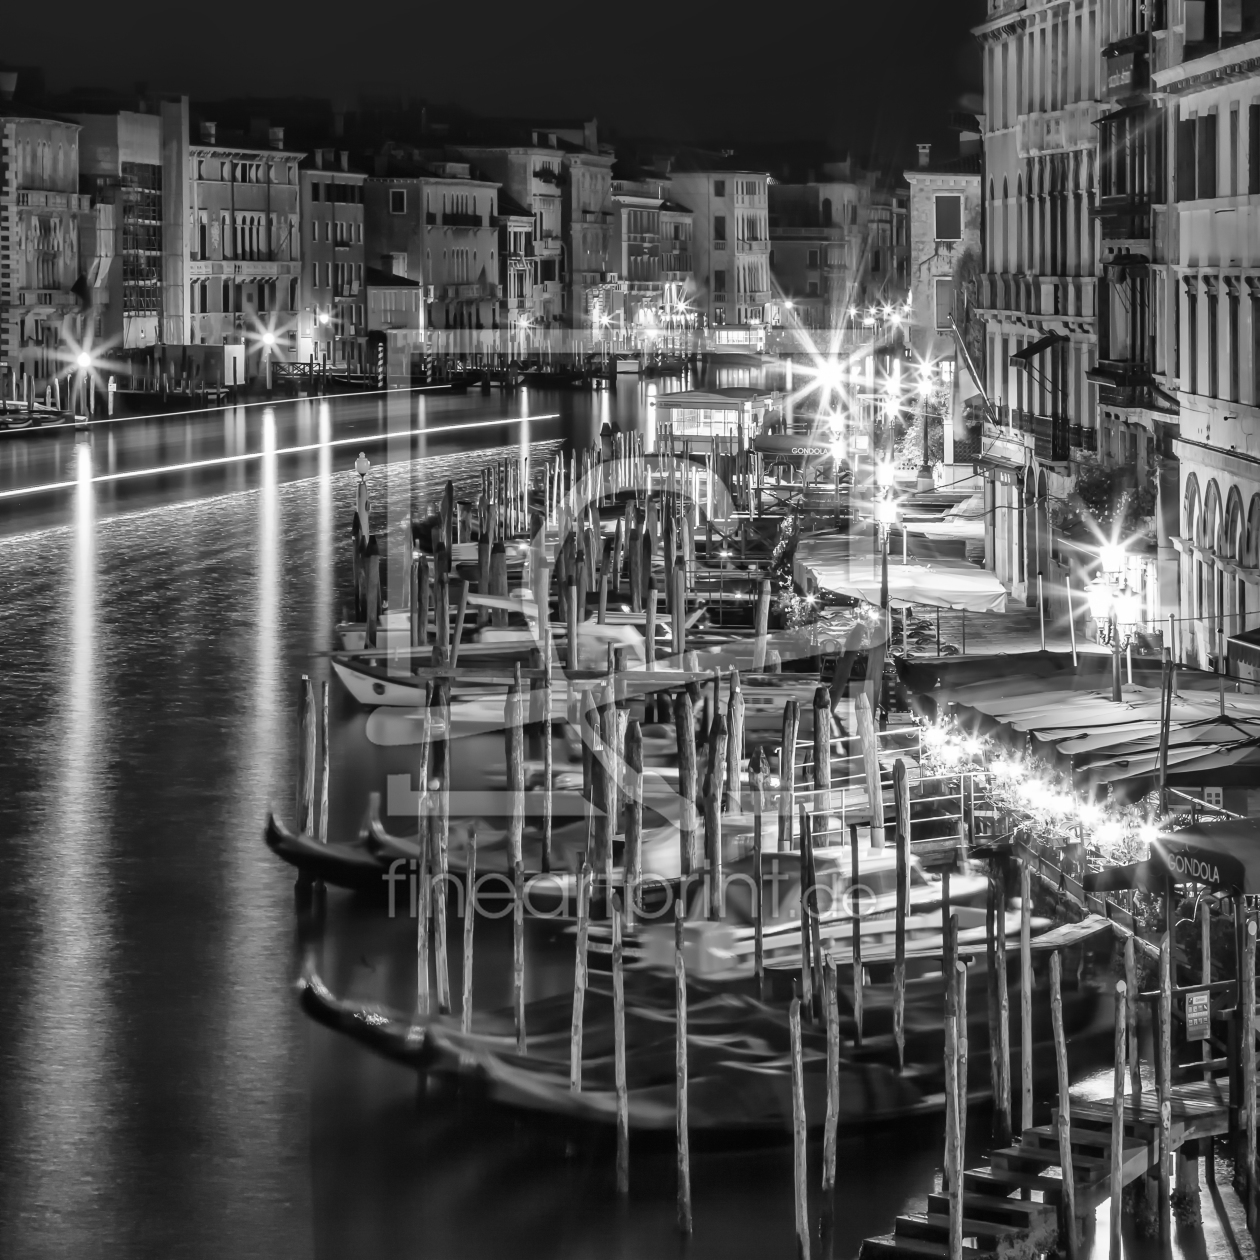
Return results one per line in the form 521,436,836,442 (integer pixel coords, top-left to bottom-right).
1087,545,1139,703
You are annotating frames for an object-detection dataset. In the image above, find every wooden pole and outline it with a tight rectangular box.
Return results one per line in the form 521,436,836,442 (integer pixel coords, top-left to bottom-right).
298,675,317,832
812,684,831,821
645,573,658,668
1125,935,1140,1101
542,624,553,873
416,789,431,1018
704,713,727,921
944,957,961,1256
852,817,864,1046
1243,915,1256,1231
751,746,768,996
994,863,1011,1145
779,699,799,851
1021,860,1034,1132
1158,931,1172,1225
789,996,811,1260
624,720,643,928
823,956,840,1193
570,861,590,1091
892,757,908,1067
675,686,700,875
613,896,629,1196
855,692,885,847
956,955,969,1200
566,574,579,671
1202,897,1213,1070
451,578,469,666
1051,951,1077,1260
1110,979,1126,1260
506,666,525,870
726,669,744,814
753,577,771,671
799,814,814,1017
318,681,330,845
461,827,477,1036
672,556,686,661
513,859,526,1052
431,680,451,1014
676,899,693,1235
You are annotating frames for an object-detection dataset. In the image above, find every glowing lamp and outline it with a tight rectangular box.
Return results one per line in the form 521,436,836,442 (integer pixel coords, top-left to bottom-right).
875,460,896,488
76,351,92,369
262,331,276,347
874,498,898,526
318,311,330,326
1099,542,1126,574
1086,580,1113,622
1138,823,1160,847
354,451,370,479
1114,587,1141,627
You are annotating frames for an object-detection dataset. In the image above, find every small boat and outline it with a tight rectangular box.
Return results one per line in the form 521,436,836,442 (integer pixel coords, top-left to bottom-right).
296,944,1104,1133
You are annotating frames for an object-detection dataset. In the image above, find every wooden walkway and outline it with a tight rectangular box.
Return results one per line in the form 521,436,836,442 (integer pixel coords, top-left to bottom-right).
859,1079,1231,1260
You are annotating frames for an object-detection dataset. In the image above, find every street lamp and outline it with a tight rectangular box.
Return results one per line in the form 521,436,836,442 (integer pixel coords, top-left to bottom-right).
1087,566,1140,702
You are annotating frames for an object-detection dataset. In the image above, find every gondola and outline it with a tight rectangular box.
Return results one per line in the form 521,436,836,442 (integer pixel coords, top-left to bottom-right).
296,947,1105,1133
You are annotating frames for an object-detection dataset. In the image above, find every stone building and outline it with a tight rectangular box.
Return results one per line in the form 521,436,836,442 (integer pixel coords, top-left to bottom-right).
364,154,500,338
973,0,1104,604
0,75,92,390
182,120,305,380
298,150,367,369
667,166,774,333
1153,9,1260,667
607,177,695,339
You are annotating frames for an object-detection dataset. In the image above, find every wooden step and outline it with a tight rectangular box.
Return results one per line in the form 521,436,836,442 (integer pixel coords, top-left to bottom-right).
897,1211,1020,1251
926,1192,1055,1229
1023,1126,1151,1171
989,1146,1108,1180
963,1168,1067,1204
861,1234,986,1260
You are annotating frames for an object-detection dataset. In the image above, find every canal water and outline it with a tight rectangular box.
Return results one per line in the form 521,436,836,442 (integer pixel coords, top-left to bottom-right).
0,380,1238,1259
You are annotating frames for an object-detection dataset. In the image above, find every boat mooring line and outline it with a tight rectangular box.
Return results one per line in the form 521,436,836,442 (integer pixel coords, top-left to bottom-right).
0,412,560,501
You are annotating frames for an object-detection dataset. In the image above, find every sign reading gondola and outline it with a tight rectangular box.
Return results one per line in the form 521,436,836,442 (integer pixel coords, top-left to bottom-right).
1151,838,1245,893
1185,988,1211,1041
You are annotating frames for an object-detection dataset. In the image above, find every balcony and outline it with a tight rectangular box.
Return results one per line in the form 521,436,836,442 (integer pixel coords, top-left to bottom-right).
1011,408,1071,463
977,273,1096,319
442,281,498,301
443,212,484,228
1093,193,1151,240
17,288,78,309
735,239,769,253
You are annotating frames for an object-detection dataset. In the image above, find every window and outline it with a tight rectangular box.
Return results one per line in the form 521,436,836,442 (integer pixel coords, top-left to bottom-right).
822,198,832,226
714,269,727,294
1208,290,1219,396
1197,113,1218,198
935,194,963,241
1228,288,1241,402
1188,291,1199,392
389,188,406,214
1251,104,1260,196
714,215,726,242
807,280,819,296
1177,117,1197,200
713,180,725,197
1232,104,1241,195
807,249,819,267
934,277,954,329
311,182,321,202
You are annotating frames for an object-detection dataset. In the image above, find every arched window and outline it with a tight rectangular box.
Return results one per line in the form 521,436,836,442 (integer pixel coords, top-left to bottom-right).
1203,479,1223,552
1247,495,1260,568
1002,177,1010,272
1184,473,1201,544
1016,175,1024,270
1225,486,1245,560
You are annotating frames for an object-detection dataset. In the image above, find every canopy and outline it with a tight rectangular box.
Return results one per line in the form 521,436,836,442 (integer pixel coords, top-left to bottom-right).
1085,821,1260,895
795,536,1007,614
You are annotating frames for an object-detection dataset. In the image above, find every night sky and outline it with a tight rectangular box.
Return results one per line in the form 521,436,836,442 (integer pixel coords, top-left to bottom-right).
12,0,984,166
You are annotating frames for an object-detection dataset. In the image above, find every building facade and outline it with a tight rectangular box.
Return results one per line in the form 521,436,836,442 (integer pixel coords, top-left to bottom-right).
458,140,566,328
365,157,500,335
607,178,695,339
973,0,1104,603
769,170,874,331
904,145,983,461
667,169,773,330
182,121,305,380
1154,13,1260,667
298,151,366,369
495,193,536,347
1,82,92,389
562,149,615,328
75,108,164,351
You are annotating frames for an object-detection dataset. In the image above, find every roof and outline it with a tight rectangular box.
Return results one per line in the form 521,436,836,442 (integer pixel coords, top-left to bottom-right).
652,388,770,410
0,101,79,126
659,199,693,214
496,190,533,218
364,265,420,288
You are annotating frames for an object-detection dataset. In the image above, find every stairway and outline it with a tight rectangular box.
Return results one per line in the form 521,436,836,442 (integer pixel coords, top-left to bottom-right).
858,1111,1155,1260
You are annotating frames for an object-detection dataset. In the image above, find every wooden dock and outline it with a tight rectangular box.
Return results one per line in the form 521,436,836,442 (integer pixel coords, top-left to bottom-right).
859,1079,1231,1260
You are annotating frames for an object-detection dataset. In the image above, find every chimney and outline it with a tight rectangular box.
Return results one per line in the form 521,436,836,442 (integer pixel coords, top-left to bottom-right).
314,149,323,170
340,151,349,172
200,120,217,144
917,143,931,168
269,126,285,150
0,72,16,101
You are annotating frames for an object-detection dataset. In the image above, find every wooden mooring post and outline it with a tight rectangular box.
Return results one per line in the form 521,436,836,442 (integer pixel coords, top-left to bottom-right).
570,861,590,1091
750,746,768,996
1020,859,1034,1131
790,995,811,1260
1110,979,1126,1260
612,894,629,1196
779,699,799,851
676,898,693,1235
892,758,909,1067
675,685,700,875
1051,951,1077,1260
461,827,477,1035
